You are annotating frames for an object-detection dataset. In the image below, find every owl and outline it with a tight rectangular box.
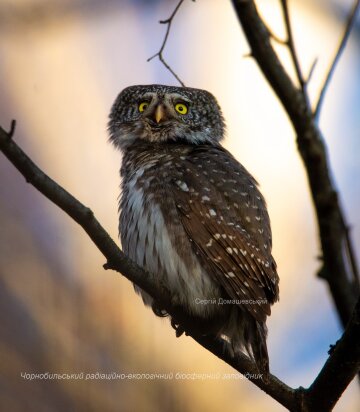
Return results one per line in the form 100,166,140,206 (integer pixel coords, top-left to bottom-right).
108,84,279,374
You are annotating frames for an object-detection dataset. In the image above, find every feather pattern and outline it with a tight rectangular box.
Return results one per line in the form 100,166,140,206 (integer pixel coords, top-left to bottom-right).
109,84,280,375
169,144,279,322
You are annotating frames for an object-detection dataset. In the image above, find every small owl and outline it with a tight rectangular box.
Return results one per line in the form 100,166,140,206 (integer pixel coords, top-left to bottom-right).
108,84,279,374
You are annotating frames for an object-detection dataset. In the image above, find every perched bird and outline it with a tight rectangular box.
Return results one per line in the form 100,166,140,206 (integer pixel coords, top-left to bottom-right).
108,84,279,374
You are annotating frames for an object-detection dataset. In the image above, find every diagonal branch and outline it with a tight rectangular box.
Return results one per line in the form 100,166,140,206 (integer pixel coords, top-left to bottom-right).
306,296,360,411
305,57,318,85
315,0,360,120
262,20,287,45
0,122,296,410
1,121,360,410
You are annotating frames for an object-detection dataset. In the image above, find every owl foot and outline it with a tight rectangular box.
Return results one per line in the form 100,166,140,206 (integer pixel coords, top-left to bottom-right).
171,318,185,337
151,303,168,318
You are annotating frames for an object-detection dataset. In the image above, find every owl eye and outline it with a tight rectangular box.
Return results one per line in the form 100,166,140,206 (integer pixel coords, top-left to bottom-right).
174,103,188,115
138,102,149,112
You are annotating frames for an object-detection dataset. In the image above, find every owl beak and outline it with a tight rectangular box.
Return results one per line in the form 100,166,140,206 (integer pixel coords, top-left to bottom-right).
154,104,166,124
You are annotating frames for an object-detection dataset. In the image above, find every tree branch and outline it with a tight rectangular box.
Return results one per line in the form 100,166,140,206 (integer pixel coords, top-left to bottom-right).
1,119,359,410
147,0,193,87
315,0,360,120
0,123,297,409
262,18,287,45
1,2,359,409
306,296,360,411
305,57,318,85
231,0,359,330
279,0,310,107
0,122,359,411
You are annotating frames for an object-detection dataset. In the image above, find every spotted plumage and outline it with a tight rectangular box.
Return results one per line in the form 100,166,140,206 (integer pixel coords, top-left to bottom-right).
108,84,279,374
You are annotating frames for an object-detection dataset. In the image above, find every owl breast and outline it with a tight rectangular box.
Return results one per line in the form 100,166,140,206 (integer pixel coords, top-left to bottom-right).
119,142,222,318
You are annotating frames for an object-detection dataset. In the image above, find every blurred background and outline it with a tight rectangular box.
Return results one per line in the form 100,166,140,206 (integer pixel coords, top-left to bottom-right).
0,0,359,410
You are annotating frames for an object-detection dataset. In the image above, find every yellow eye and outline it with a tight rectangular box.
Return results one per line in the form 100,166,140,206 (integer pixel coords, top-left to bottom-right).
175,103,188,115
138,102,149,112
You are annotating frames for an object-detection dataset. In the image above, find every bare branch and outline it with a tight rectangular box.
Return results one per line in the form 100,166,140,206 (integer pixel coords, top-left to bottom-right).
242,51,254,59
306,57,318,84
1,2,359,408
306,297,360,411
231,0,359,330
1,119,360,410
0,122,297,409
263,19,287,45
8,119,17,139
147,0,193,87
279,0,310,106
341,215,360,291
315,0,360,120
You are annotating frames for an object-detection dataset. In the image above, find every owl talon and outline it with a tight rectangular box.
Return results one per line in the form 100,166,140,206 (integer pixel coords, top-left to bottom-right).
171,319,185,337
152,303,168,318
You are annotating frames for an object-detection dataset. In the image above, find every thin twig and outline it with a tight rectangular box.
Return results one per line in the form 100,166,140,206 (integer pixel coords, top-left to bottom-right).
243,51,254,59
147,0,192,87
280,0,311,107
263,20,287,45
341,214,360,290
8,119,16,139
306,57,318,84
314,0,360,120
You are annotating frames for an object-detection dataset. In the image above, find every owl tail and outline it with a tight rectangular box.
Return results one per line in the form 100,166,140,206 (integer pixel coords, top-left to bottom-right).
251,320,270,378
221,308,270,380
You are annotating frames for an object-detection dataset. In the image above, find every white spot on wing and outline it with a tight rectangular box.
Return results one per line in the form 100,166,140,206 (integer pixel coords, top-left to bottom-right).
176,180,189,192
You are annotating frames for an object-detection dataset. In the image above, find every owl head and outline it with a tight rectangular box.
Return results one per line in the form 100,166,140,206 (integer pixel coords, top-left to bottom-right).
108,84,225,150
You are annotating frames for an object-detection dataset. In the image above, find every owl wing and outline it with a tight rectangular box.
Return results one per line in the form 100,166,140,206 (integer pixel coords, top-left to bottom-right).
170,145,279,322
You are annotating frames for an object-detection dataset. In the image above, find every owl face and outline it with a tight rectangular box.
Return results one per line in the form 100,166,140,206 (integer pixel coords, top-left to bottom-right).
109,85,225,150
